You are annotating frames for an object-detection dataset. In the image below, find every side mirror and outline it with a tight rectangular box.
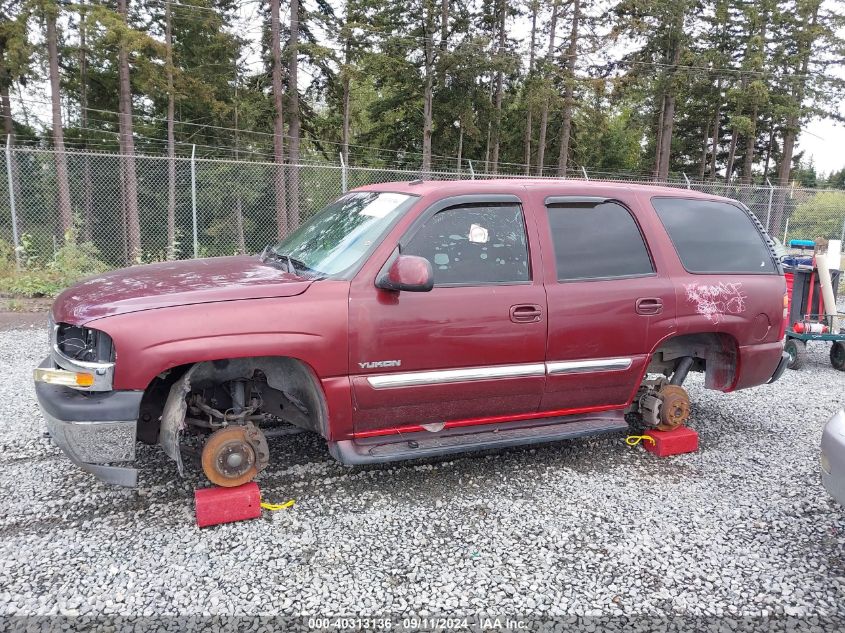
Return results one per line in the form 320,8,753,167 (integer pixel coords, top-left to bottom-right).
376,254,434,292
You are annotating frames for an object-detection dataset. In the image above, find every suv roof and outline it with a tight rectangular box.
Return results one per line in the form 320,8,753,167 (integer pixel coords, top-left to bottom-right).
357,178,737,204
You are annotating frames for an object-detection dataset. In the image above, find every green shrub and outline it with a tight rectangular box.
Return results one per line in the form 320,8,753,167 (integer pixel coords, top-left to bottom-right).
0,232,110,299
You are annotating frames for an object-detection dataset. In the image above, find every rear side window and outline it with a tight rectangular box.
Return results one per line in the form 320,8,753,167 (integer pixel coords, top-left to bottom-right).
546,201,654,281
652,198,776,274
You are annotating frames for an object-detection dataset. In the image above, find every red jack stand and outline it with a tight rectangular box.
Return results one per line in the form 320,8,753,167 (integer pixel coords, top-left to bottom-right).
644,426,699,457
195,481,262,528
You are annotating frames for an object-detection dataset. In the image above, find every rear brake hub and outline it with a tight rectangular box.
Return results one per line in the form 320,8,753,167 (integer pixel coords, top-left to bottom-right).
657,384,691,431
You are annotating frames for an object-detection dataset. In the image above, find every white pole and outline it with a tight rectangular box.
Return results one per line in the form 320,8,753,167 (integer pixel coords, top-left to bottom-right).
581,166,589,180
682,172,691,189
4,135,20,270
766,178,774,233
783,217,789,245
468,160,475,180
191,144,198,259
339,152,347,193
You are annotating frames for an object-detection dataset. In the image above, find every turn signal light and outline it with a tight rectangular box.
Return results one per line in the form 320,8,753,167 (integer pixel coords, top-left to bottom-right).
33,368,95,388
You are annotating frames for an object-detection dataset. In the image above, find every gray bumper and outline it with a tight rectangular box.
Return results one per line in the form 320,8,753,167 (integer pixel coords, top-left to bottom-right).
821,409,845,506
35,357,143,487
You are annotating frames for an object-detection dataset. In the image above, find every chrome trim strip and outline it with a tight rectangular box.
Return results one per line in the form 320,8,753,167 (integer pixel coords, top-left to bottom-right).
366,363,546,389
546,357,633,375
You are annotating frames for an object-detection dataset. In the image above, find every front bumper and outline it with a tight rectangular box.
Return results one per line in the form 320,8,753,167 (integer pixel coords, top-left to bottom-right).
35,357,143,486
821,409,845,506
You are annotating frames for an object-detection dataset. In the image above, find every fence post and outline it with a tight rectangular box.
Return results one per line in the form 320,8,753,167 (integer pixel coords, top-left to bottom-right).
765,178,774,233
339,152,348,194
4,135,20,270
783,218,789,245
840,213,845,245
581,166,589,180
191,145,198,259
682,172,691,189
468,160,475,180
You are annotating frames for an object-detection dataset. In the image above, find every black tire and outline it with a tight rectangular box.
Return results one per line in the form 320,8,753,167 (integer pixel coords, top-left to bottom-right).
784,338,806,370
831,341,845,371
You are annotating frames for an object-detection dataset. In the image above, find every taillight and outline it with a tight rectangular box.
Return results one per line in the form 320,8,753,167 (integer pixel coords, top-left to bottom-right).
778,292,788,340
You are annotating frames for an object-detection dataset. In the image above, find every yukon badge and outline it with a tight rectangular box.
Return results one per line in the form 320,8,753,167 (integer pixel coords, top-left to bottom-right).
359,360,402,369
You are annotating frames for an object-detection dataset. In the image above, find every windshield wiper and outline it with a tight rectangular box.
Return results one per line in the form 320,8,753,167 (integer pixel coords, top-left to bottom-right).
260,246,326,279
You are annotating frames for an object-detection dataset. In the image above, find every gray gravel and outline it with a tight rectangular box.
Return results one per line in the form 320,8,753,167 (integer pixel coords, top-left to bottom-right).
0,323,844,629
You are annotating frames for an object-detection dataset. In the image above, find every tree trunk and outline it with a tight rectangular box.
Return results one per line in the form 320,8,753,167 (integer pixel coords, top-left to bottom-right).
557,0,580,176
456,125,463,175
724,127,738,183
740,109,756,185
762,121,774,181
46,4,73,238
79,0,93,242
165,0,176,259
341,16,351,167
421,1,434,175
698,128,709,180
288,0,301,229
655,27,682,182
654,97,665,180
535,0,558,176
523,1,538,175
1,66,22,239
270,0,288,238
117,0,141,262
489,0,506,174
773,2,819,237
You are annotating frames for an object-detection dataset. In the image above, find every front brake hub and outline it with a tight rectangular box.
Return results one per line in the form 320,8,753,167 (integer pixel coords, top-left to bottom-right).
656,384,691,431
201,422,268,487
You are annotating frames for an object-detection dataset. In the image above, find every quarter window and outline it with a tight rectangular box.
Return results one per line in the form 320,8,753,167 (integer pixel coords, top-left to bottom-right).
546,201,654,281
403,204,530,285
652,198,776,273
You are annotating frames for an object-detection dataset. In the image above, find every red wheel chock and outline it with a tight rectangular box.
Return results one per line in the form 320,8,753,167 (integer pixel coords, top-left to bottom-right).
195,481,262,528
643,426,699,457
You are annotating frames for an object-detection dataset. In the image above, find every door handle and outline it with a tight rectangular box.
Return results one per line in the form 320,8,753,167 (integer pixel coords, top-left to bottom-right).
635,297,663,315
510,304,543,323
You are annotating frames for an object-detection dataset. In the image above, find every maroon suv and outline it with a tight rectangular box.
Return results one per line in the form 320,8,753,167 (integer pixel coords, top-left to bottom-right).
34,180,789,486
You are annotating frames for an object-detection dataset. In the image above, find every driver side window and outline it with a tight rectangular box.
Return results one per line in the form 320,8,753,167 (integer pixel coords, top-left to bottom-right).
403,204,530,286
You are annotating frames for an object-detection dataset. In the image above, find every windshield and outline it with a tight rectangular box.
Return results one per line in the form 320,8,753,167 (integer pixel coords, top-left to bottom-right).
269,191,416,277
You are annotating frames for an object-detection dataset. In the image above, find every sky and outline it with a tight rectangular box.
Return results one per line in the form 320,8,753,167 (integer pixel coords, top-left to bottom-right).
798,117,845,175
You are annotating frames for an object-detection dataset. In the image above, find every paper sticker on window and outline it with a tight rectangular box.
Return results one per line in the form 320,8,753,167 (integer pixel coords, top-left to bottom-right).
469,224,489,244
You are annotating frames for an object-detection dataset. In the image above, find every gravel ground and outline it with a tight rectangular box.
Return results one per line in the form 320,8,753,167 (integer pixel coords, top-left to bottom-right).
0,323,844,631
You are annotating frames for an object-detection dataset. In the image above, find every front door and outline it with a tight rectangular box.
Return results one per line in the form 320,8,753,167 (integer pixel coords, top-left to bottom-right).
348,198,548,437
534,195,677,412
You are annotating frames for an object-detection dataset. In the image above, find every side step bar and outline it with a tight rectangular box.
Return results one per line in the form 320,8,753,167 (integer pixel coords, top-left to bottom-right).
328,412,629,465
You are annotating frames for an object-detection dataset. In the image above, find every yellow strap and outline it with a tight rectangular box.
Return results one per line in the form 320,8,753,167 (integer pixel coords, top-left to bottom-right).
260,499,295,511
625,434,655,447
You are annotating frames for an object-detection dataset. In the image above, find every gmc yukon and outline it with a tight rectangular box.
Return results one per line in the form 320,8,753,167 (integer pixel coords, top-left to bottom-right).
34,180,790,487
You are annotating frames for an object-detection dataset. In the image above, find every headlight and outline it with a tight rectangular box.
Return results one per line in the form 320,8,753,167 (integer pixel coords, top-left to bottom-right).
55,323,115,363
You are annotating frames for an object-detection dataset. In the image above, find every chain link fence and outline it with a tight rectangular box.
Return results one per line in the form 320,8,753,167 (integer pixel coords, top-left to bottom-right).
1,145,844,271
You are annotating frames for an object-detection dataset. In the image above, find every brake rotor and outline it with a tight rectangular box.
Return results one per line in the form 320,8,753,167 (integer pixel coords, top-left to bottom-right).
656,384,691,431
201,425,259,487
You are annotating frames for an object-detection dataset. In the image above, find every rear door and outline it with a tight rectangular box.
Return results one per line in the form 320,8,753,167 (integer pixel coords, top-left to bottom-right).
534,194,677,412
348,195,548,437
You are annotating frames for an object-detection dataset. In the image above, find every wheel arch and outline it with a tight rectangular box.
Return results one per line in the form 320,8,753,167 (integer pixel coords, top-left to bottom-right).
138,355,330,445
647,331,740,391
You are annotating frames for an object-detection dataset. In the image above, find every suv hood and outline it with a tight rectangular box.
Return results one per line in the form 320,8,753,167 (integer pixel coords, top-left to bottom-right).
53,256,312,324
